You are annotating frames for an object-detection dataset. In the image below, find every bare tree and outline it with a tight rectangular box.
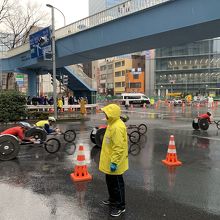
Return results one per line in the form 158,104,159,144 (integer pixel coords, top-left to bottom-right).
0,0,49,89
2,1,49,49
0,0,11,24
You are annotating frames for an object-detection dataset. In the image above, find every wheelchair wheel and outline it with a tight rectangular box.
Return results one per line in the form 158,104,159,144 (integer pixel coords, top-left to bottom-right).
138,124,147,135
95,128,106,148
199,118,209,130
129,131,140,144
25,127,47,141
192,120,199,130
90,127,98,144
0,135,20,161
216,121,220,130
63,130,76,143
44,138,61,153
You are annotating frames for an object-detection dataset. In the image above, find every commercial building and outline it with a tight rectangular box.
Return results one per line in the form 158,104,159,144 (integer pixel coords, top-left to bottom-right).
89,0,127,15
155,38,220,97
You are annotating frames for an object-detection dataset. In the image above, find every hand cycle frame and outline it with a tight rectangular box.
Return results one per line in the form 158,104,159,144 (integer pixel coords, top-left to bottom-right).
26,126,76,143
192,117,220,131
0,134,61,161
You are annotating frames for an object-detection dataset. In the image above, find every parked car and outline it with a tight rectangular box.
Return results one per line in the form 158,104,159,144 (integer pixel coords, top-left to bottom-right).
120,93,150,106
168,98,182,106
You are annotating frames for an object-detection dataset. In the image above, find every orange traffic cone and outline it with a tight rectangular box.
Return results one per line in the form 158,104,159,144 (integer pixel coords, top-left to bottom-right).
49,108,54,113
162,135,182,166
70,144,92,182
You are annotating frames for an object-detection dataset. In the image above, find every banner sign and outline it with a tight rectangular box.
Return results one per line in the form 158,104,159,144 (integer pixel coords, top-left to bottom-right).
29,26,51,59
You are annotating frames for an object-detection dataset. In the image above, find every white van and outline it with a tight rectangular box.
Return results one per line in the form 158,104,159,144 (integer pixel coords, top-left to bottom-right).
120,93,150,106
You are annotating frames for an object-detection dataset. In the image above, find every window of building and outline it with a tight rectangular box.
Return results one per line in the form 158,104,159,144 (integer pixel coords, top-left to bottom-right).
115,62,121,68
133,74,139,79
101,74,106,80
108,64,113,69
100,65,106,71
115,71,121,77
122,61,125,66
115,82,122,87
121,70,125,76
183,66,188,69
122,82,125,87
130,82,141,88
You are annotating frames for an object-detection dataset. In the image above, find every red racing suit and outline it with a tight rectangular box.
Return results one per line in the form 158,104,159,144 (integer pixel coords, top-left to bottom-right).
198,114,211,123
1,126,24,140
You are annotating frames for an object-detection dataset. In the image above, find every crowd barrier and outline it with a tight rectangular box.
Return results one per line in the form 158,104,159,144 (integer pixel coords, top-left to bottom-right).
27,104,98,112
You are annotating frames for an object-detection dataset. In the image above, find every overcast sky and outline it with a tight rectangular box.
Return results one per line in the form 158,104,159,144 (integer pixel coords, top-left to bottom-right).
24,0,89,28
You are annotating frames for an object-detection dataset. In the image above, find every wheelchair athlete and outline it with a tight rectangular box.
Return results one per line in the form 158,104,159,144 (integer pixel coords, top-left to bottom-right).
1,122,35,143
198,112,212,123
35,116,60,134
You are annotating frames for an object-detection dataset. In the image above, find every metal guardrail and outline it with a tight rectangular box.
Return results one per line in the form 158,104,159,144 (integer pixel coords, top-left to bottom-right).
2,0,174,59
27,104,97,111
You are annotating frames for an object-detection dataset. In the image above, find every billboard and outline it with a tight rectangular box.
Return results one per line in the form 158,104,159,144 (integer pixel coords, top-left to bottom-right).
16,74,24,87
29,26,52,59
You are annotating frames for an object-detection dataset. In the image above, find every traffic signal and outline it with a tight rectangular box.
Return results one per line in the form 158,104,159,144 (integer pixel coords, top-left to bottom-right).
43,51,52,60
62,75,68,85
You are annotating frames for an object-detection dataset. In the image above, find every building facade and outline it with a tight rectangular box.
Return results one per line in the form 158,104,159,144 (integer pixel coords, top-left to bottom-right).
89,0,127,15
155,38,220,97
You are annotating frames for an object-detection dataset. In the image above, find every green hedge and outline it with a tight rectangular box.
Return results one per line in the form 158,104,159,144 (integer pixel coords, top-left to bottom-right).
0,90,27,122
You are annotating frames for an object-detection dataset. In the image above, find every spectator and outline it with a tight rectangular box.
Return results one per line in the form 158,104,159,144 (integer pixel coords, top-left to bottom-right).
79,97,87,116
68,96,74,105
48,96,54,105
32,96,38,105
43,96,48,105
27,96,31,105
57,97,63,112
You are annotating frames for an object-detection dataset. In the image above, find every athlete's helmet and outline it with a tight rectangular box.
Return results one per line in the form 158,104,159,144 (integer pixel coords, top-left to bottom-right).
48,116,56,122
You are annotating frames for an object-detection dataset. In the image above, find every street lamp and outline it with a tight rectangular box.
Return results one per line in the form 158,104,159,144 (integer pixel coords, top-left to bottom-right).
46,4,66,26
46,4,66,119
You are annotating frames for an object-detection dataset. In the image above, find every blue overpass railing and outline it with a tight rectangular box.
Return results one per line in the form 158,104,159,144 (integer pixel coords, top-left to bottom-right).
4,0,175,58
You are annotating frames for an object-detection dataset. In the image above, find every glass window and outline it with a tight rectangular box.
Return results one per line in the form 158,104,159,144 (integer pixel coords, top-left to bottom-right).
100,65,106,71
115,71,121,77
115,62,121,68
133,74,139,79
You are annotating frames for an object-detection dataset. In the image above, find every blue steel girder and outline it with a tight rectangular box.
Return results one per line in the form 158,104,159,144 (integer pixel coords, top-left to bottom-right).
1,0,220,72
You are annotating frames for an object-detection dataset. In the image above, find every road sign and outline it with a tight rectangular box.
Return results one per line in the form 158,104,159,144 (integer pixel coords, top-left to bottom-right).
29,26,52,59
16,74,24,87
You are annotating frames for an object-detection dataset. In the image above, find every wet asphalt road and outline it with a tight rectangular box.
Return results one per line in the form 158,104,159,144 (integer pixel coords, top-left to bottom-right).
1,105,220,220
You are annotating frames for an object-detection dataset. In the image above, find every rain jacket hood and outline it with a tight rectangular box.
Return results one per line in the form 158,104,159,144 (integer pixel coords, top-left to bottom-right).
101,104,121,124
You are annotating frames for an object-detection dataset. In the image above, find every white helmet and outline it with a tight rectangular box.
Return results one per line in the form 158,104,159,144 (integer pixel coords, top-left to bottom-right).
48,116,56,122
18,122,32,129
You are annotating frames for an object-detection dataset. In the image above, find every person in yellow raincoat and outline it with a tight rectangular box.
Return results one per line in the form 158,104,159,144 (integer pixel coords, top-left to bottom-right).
99,103,128,217
57,98,63,112
79,97,87,115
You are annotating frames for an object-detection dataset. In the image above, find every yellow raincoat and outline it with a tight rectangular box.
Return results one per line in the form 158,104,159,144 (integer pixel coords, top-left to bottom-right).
57,99,63,108
80,98,87,115
99,104,128,175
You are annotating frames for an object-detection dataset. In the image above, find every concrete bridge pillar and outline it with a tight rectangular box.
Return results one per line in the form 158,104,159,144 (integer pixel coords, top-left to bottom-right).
28,71,38,97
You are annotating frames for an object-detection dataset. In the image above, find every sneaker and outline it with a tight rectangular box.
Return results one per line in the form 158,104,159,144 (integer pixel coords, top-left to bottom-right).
110,208,126,217
101,200,111,206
